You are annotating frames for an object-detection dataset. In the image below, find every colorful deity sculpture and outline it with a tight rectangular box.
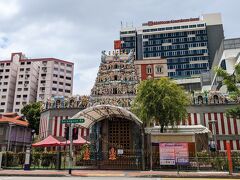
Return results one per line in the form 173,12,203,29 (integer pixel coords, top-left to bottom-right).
90,50,139,109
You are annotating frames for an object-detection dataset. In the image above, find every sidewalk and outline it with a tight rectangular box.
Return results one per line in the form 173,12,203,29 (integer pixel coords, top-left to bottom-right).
0,169,239,178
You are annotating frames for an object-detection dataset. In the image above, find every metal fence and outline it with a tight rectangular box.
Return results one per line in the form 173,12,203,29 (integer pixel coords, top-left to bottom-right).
147,152,240,172
1,151,240,172
72,150,142,170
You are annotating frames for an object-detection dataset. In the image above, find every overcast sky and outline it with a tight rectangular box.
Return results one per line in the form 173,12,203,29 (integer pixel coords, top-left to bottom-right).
0,0,239,95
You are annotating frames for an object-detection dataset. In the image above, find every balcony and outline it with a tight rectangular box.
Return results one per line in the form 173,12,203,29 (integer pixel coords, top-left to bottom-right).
42,67,47,72
42,62,47,66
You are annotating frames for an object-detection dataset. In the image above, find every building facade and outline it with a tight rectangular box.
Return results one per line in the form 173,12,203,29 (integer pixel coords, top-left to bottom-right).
0,113,32,152
40,94,240,151
39,95,89,139
120,13,224,90
134,58,168,80
13,58,40,113
37,59,74,102
0,52,74,114
208,38,240,91
0,54,19,113
39,51,240,151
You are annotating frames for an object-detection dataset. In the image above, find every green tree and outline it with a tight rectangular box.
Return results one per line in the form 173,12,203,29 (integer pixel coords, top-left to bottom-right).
131,77,190,132
215,64,240,118
21,102,41,134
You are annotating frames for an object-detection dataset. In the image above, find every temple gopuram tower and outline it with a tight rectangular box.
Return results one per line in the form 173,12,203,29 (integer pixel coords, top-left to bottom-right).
90,50,139,108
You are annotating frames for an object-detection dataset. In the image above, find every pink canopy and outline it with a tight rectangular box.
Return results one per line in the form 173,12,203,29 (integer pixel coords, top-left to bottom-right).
61,136,90,145
32,135,89,147
32,135,62,147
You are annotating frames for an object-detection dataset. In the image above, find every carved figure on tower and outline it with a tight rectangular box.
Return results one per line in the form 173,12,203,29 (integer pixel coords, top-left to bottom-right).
90,50,139,109
101,50,107,63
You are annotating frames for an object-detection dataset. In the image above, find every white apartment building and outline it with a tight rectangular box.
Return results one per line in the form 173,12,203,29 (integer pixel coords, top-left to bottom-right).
13,59,40,113
0,52,74,114
37,59,74,102
0,53,20,113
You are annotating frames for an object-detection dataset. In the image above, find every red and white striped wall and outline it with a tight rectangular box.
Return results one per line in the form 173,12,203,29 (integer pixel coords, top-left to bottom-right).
39,116,89,139
179,113,240,151
39,113,240,151
39,115,49,139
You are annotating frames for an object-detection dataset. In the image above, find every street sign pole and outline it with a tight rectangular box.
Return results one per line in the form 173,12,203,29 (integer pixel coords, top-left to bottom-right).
61,118,85,175
68,123,73,175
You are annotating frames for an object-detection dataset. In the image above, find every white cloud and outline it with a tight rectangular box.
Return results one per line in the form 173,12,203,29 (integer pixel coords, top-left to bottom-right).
0,0,19,19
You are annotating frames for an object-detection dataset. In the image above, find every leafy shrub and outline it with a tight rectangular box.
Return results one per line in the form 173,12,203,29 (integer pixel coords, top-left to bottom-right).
31,153,41,167
40,152,57,168
2,152,19,167
211,156,228,171
17,152,25,166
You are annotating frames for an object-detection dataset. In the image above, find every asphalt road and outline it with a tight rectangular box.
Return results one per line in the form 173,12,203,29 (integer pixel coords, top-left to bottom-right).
0,177,239,180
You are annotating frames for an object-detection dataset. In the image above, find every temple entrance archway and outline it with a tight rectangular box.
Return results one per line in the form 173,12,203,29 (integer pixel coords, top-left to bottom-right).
71,105,144,170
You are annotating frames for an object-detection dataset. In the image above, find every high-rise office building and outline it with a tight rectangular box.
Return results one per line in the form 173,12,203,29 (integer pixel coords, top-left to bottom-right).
120,13,224,90
0,52,74,114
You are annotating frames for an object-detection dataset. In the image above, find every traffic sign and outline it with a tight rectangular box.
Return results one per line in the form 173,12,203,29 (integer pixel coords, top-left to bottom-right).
61,118,85,124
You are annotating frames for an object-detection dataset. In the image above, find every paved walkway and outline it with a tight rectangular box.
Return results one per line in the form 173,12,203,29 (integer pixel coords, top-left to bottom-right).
0,169,239,178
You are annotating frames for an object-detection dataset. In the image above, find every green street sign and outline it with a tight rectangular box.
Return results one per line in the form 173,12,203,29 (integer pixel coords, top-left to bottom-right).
61,118,85,124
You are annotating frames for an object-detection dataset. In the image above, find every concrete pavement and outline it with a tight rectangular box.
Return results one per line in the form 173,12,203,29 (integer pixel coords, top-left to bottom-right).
0,169,239,178
0,178,240,180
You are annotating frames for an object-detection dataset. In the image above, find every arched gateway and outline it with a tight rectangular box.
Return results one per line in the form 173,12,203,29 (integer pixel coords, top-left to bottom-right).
71,105,145,170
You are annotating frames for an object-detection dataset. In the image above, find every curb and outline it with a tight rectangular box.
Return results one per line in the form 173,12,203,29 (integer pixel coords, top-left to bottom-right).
133,175,240,179
0,174,67,177
0,171,239,178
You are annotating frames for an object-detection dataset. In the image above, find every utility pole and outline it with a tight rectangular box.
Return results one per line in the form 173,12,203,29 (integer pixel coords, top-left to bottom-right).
209,120,217,151
7,123,15,151
68,123,73,175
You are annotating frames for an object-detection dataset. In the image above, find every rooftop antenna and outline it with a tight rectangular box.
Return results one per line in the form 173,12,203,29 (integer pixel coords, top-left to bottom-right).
121,21,123,29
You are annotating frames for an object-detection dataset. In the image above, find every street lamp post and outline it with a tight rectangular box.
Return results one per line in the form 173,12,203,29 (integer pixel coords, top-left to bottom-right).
7,123,15,152
209,120,217,151
68,123,73,175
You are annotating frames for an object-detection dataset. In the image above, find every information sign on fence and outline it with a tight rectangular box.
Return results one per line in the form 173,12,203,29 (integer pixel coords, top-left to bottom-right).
159,143,189,165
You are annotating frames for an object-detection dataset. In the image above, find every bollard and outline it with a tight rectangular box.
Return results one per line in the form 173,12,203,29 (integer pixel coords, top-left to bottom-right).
176,158,179,175
0,152,2,170
24,146,31,170
56,151,62,170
